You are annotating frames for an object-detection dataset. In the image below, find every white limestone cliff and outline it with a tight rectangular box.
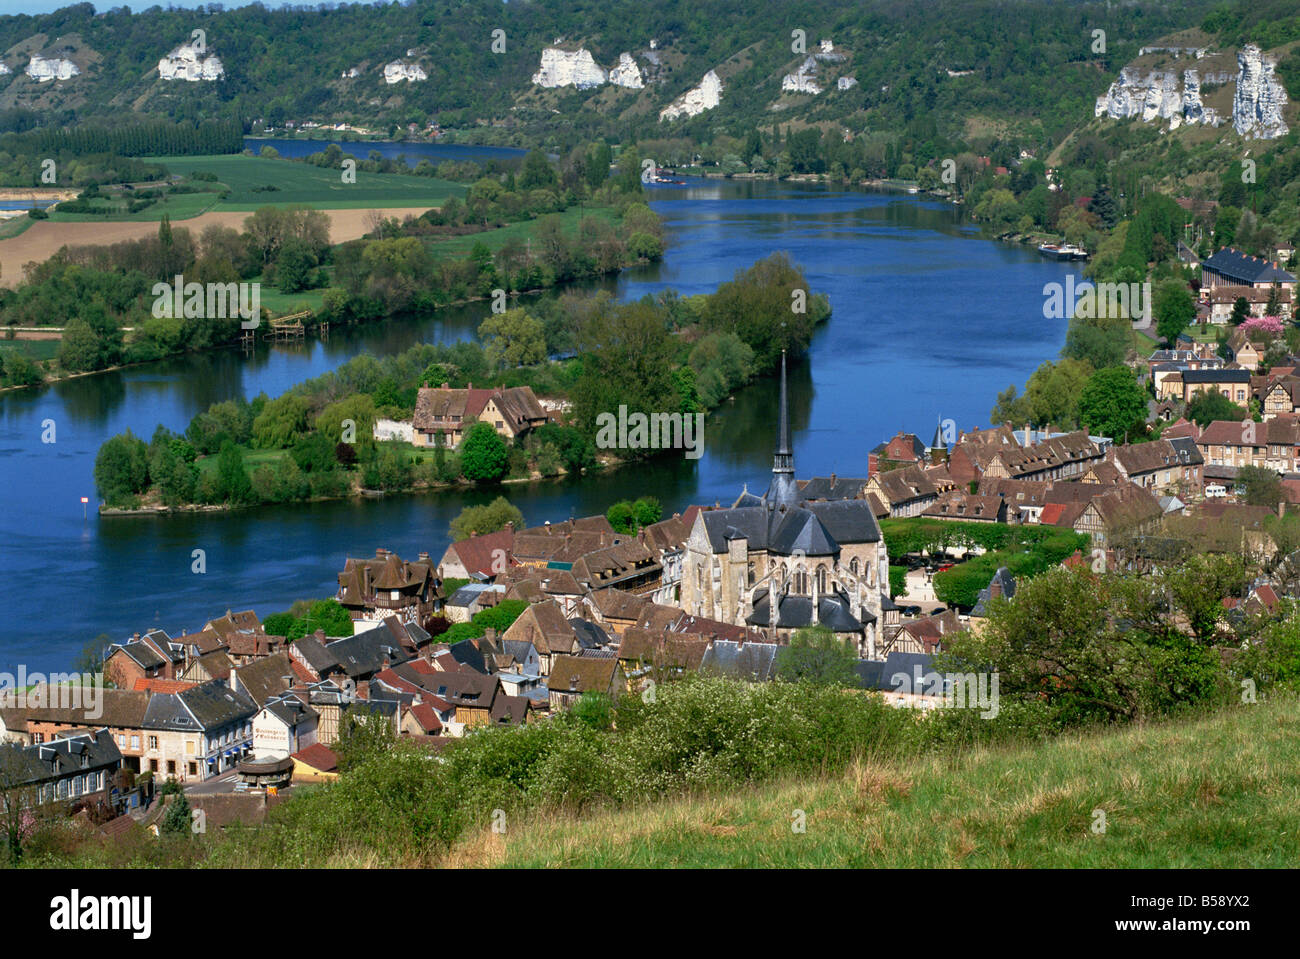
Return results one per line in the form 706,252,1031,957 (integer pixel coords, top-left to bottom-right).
1095,66,1221,128
1095,43,1288,138
26,55,79,82
0,62,10,76
1233,44,1289,139
609,52,644,89
532,47,606,89
341,67,361,79
158,42,223,81
383,60,427,84
837,76,857,90
659,69,723,120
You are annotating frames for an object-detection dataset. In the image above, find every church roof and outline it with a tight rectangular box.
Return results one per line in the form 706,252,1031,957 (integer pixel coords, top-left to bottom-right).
747,590,870,632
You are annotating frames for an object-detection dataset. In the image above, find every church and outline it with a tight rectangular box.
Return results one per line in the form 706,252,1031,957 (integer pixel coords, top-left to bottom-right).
680,353,892,658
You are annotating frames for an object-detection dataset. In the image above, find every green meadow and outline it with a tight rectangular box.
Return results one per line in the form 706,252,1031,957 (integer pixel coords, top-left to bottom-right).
151,153,465,211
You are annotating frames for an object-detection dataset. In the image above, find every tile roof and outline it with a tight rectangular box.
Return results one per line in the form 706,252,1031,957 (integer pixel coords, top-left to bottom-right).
292,743,339,773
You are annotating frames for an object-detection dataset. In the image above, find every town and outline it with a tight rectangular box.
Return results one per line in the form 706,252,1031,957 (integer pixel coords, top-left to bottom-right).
4,239,1299,844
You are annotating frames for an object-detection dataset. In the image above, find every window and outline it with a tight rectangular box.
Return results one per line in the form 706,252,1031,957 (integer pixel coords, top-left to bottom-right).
57,779,68,799
148,736,158,750
167,761,176,775
188,763,197,777
130,735,140,750
117,734,125,747
33,733,43,744
150,760,158,772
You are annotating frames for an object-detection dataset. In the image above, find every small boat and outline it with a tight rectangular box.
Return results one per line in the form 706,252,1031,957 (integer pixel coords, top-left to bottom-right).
906,185,919,194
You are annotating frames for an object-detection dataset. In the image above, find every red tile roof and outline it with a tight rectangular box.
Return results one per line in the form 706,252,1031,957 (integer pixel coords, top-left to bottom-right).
132,678,197,694
291,743,339,774
406,702,443,734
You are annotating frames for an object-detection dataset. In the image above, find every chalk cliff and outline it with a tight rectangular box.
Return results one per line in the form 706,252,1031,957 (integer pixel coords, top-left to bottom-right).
1233,44,1289,139
532,47,606,89
383,60,427,84
1094,42,1288,138
26,55,79,82
660,69,723,120
158,42,223,81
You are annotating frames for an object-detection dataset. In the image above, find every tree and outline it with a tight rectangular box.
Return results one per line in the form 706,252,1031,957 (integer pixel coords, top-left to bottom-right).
1230,296,1250,327
607,500,636,534
74,634,111,678
479,307,546,370
1078,366,1148,442
1265,282,1283,319
161,789,191,835
633,496,662,528
700,253,825,370
251,394,310,449
304,598,353,637
518,149,557,191
775,625,858,686
1185,391,1247,428
94,430,150,504
459,422,509,482
1238,465,1284,508
449,496,524,540
57,315,106,372
216,441,254,505
1153,280,1196,345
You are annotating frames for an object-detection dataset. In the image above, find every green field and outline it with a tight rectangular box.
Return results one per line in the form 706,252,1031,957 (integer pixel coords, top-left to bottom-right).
485,696,1300,868
0,338,59,362
427,205,619,257
48,191,221,223
150,154,465,211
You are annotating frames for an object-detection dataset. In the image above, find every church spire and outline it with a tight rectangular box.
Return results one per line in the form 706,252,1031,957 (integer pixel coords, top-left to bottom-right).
765,350,798,506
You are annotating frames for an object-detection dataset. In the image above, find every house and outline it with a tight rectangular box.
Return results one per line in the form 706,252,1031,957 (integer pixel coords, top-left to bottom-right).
890,609,962,655
1108,438,1204,495
0,729,122,808
336,548,441,628
864,464,938,517
251,693,318,759
976,478,1054,524
501,566,587,616
422,671,502,734
868,432,926,476
411,383,549,448
230,651,294,708
547,654,625,709
922,492,1008,523
290,743,339,783
438,526,516,580
444,583,505,623
1179,368,1252,405
570,540,663,596
1207,285,1292,323
638,511,697,605
0,689,149,781
616,628,710,682
980,430,1105,482
104,629,185,688
1224,330,1265,371
586,587,649,636
1072,483,1164,545
141,679,259,781
1261,378,1300,419
180,649,234,684
1197,418,1300,473
501,600,580,675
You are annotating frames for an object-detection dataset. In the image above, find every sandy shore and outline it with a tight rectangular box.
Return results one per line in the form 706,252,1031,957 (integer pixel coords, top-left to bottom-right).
0,207,434,287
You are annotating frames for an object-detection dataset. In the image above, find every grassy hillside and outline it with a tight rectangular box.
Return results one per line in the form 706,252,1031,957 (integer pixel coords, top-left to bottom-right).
473,696,1300,868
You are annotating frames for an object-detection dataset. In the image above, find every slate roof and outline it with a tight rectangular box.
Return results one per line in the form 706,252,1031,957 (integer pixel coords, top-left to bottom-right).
798,476,870,501
0,688,149,731
1182,368,1251,384
1202,248,1295,285
1,729,122,786
262,693,318,728
698,499,879,556
971,567,1016,617
324,626,411,678
699,640,780,682
747,591,869,632
292,635,337,675
568,618,611,649
144,680,257,732
112,642,167,672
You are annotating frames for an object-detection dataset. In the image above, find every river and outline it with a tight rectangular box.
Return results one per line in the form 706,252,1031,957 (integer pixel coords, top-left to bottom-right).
0,175,1078,671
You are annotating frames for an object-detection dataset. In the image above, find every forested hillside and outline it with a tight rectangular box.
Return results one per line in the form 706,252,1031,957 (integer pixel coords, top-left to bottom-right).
0,0,1227,152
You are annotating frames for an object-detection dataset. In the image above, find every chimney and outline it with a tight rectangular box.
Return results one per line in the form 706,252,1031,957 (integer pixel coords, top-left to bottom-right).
505,521,515,532
419,551,430,563
989,579,1002,600
376,547,386,558
440,381,449,389
1280,500,1287,519
467,381,472,389
830,472,837,484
